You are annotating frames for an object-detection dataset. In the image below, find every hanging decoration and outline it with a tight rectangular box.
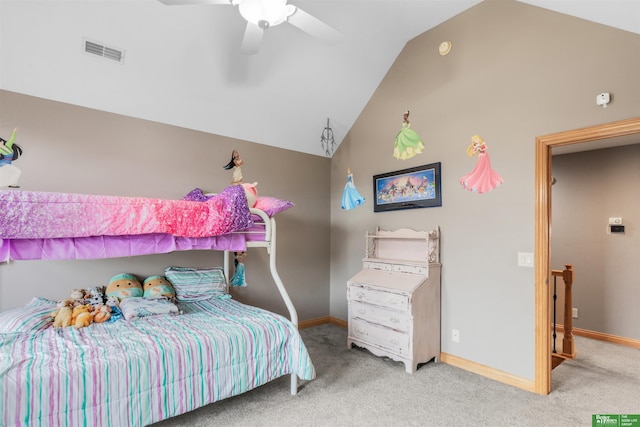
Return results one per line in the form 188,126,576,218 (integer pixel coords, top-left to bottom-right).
0,128,23,188
459,134,503,194
320,118,336,157
230,251,248,287
393,110,424,160
341,167,365,210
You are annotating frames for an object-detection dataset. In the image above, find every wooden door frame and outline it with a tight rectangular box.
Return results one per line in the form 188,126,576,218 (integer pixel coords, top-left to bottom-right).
534,117,640,394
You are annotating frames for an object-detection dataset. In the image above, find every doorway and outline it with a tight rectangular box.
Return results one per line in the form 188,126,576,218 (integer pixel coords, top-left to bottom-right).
533,117,640,395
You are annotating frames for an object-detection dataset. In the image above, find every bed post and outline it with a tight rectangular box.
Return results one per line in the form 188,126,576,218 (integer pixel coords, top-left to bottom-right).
223,250,230,293
230,210,300,395
268,217,298,327
267,217,300,395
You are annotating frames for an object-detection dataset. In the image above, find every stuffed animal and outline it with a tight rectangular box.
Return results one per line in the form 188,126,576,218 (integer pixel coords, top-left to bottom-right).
85,286,105,307
242,183,258,208
51,299,74,328
143,275,176,300
105,273,143,301
69,288,86,306
92,304,112,323
71,304,93,329
105,296,120,307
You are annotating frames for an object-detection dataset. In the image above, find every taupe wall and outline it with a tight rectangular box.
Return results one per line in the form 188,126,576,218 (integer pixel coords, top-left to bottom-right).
0,90,331,321
330,0,640,380
552,144,640,340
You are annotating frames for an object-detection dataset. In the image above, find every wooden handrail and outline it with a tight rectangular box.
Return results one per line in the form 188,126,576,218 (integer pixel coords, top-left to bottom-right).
551,264,575,358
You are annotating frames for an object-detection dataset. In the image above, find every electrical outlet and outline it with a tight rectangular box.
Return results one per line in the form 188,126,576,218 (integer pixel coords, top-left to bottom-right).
572,308,578,319
452,329,460,343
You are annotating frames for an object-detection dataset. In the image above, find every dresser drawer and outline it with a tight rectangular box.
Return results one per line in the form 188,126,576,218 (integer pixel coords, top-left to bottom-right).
392,264,428,275
349,319,410,356
349,301,411,332
348,284,410,311
363,261,392,271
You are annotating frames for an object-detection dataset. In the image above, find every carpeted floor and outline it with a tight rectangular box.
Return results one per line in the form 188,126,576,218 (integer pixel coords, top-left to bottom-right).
154,323,640,427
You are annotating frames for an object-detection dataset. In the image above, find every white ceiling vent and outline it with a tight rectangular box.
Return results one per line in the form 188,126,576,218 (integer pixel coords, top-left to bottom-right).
83,38,125,64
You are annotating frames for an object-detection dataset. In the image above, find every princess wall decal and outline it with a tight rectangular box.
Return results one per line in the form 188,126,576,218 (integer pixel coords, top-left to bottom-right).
393,110,425,160
0,128,23,188
341,167,365,210
459,134,503,194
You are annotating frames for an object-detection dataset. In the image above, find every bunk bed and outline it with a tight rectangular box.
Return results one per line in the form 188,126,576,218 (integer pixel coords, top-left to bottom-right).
0,184,315,427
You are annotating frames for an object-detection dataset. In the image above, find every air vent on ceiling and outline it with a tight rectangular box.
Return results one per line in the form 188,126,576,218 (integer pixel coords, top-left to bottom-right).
83,38,125,64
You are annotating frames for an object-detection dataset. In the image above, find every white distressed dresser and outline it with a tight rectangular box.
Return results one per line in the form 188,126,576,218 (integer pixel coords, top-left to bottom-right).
347,226,441,373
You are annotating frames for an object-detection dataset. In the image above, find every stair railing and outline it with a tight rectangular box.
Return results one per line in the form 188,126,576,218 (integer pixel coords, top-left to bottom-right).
551,264,575,358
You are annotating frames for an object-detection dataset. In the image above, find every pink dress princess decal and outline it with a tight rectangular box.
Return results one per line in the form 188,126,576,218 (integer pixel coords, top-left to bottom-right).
460,135,503,194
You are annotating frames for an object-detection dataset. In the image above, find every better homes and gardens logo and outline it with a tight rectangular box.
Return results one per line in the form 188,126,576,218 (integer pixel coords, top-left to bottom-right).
593,414,640,427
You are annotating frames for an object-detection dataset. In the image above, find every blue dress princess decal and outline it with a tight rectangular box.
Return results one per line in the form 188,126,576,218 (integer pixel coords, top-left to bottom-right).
341,168,365,210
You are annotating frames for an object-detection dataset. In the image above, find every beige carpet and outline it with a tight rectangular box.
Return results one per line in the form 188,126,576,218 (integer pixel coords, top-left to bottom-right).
154,323,640,426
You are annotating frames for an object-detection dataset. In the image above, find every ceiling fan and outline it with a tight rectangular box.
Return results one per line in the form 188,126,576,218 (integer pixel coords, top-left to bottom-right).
158,0,343,55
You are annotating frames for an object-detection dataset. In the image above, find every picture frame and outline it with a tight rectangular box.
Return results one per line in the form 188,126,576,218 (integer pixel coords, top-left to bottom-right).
373,162,442,212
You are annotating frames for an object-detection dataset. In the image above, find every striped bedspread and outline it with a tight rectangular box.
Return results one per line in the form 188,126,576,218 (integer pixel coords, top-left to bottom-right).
0,298,316,427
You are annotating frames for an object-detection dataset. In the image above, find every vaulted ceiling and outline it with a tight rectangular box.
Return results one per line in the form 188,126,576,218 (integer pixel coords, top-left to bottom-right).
1,0,638,157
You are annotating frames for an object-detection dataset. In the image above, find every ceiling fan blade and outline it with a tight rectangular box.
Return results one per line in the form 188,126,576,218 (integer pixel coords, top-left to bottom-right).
287,7,342,45
241,22,264,55
157,0,231,5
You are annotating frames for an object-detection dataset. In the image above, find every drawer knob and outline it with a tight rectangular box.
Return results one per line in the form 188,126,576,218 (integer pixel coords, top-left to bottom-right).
357,308,367,315
390,317,400,323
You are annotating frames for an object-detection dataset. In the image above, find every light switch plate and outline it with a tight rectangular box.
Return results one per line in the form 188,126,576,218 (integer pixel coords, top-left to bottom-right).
518,252,534,267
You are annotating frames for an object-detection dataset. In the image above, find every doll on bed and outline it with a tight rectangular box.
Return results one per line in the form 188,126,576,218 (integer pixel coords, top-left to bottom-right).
223,149,258,207
223,150,245,185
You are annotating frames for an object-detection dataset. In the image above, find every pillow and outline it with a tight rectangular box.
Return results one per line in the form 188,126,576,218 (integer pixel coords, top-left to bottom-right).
253,196,294,217
182,188,213,202
165,266,227,302
0,297,56,334
182,189,293,217
119,297,180,321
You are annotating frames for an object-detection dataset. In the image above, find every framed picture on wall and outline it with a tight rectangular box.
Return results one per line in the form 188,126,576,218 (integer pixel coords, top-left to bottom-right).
373,162,442,212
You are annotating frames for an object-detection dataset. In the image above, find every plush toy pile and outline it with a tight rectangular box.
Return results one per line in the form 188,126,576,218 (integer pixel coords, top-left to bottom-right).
50,286,113,329
50,273,176,329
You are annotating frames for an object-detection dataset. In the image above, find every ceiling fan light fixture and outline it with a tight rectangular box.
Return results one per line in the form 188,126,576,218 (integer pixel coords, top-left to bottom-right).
238,0,295,28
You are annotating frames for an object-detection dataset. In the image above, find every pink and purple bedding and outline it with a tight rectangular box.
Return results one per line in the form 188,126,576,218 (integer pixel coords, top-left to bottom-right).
0,185,251,240
0,185,257,261
0,297,316,427
0,232,252,261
